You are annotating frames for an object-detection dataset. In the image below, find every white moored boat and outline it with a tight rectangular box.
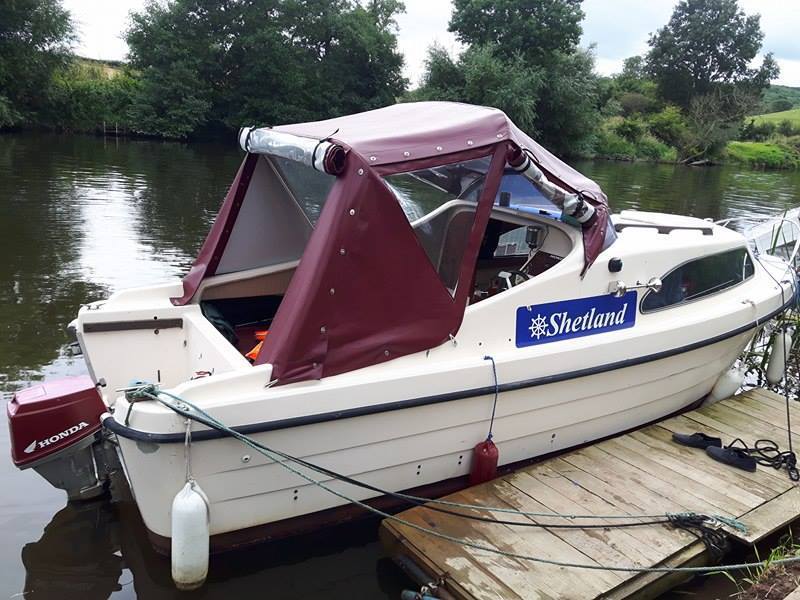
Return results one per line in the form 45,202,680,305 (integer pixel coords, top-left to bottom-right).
8,102,796,562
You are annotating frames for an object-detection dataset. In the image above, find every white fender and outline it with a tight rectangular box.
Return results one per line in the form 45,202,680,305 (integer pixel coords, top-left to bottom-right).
707,365,745,404
171,481,209,590
766,329,794,385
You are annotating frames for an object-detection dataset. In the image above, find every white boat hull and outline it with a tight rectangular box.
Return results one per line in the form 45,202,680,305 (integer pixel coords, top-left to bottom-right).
114,327,754,544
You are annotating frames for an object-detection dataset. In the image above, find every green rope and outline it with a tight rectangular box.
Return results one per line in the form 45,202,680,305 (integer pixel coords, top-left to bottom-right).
121,384,743,527
119,384,788,575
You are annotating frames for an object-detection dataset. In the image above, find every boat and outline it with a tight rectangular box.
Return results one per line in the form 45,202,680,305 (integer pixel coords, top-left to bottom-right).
728,208,800,267
8,102,796,560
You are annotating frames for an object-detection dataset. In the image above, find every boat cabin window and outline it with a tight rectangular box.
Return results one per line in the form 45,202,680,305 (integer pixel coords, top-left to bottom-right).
384,157,490,294
464,170,561,218
641,248,755,312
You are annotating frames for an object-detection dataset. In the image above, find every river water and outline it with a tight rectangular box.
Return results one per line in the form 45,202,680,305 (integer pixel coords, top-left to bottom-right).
1,133,799,599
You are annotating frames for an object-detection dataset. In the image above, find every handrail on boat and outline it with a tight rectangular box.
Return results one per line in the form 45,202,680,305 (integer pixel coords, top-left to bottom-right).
715,215,800,266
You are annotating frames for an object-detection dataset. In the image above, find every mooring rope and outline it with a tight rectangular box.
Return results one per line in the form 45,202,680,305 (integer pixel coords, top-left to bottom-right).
112,384,800,575
122,384,741,532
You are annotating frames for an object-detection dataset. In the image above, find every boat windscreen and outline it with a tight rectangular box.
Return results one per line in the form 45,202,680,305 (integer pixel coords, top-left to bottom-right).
384,157,491,294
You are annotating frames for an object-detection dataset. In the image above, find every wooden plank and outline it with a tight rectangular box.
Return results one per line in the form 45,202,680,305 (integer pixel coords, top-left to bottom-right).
784,585,800,600
722,394,800,437
727,486,800,545
486,478,636,576
514,466,681,562
383,511,524,600
393,485,621,599
504,471,666,564
626,427,782,503
536,457,695,556
701,402,797,445
605,541,709,600
566,444,726,515
458,485,625,596
596,435,752,515
379,525,502,600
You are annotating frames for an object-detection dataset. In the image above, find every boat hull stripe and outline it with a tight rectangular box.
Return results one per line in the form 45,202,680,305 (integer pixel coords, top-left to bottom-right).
103,299,792,444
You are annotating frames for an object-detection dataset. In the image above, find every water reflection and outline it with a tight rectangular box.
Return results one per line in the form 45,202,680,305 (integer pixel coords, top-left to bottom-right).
3,133,800,599
20,481,405,600
0,133,241,390
573,160,800,228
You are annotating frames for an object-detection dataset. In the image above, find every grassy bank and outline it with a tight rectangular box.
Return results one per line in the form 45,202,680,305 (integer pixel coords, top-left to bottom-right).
752,108,800,126
725,141,800,169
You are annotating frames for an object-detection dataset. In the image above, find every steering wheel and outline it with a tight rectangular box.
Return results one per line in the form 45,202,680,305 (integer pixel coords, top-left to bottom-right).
496,270,531,290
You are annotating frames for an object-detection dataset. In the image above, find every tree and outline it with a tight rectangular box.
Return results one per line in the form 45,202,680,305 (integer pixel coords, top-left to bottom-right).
0,0,74,127
126,0,407,138
413,0,598,154
682,85,761,161
448,0,584,63
412,44,543,135
770,98,794,113
646,0,779,109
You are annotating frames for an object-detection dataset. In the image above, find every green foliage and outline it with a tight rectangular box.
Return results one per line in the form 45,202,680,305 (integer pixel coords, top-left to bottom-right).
593,119,675,162
533,48,600,156
592,128,636,160
414,0,598,155
411,44,542,135
0,0,74,127
752,108,800,127
636,134,676,161
0,95,23,129
448,0,584,63
741,119,776,141
760,85,800,114
725,141,800,169
125,0,407,139
646,0,778,109
777,119,799,137
648,105,690,149
771,98,795,113
45,62,138,132
614,117,646,142
618,92,656,116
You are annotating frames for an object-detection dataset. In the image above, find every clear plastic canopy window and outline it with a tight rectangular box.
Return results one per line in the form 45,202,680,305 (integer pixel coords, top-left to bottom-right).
384,158,490,294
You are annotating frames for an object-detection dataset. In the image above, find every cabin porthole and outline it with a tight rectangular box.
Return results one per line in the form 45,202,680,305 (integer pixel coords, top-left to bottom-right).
293,489,299,501
458,454,463,466
416,464,422,476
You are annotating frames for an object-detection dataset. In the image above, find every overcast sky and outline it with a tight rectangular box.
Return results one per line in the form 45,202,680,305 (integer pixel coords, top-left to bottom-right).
63,0,800,87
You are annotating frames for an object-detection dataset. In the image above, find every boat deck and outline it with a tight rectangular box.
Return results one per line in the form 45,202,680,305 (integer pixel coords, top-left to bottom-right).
380,388,800,599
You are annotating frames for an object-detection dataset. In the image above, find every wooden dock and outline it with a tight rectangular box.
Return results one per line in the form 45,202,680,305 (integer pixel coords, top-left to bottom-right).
380,388,800,599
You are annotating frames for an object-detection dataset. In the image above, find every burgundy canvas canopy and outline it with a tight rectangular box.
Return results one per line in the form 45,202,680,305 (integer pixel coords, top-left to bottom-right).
173,102,611,384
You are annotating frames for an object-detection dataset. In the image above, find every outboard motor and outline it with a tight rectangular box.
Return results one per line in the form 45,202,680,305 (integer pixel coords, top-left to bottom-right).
7,376,118,501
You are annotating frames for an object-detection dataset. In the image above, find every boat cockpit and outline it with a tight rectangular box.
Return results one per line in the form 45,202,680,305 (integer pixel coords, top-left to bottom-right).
193,153,580,361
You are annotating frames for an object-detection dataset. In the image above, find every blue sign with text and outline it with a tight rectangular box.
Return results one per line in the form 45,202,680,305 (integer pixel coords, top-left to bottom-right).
515,291,637,347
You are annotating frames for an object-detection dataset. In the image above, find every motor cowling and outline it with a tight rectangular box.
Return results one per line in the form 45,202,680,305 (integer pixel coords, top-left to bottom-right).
7,375,111,500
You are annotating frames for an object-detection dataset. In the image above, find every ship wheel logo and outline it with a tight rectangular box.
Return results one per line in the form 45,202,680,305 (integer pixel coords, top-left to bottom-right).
528,314,548,339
